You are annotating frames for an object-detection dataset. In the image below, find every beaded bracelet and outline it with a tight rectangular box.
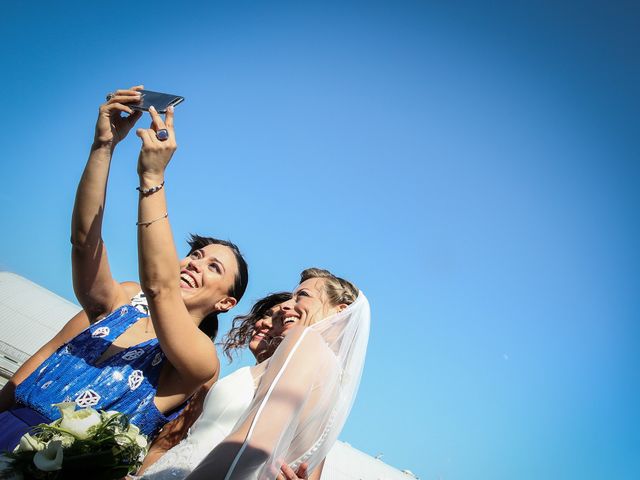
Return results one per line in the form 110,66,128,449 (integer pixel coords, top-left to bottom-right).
136,212,168,227
137,181,165,195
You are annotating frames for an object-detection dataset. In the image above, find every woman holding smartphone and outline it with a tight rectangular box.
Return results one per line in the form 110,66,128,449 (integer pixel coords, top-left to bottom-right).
0,86,248,449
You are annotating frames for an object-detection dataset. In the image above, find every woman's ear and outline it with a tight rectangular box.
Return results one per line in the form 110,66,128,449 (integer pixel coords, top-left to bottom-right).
215,296,237,313
335,303,348,313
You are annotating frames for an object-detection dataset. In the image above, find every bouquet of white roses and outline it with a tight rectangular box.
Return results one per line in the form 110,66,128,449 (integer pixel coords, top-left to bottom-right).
1,402,148,480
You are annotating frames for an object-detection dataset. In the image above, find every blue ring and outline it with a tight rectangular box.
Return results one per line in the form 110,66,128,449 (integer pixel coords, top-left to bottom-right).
156,129,169,141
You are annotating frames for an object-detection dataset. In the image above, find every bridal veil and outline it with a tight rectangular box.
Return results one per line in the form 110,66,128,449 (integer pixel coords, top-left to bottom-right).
187,292,370,480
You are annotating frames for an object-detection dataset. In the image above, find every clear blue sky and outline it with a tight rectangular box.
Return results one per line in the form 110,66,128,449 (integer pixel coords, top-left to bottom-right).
1,1,638,478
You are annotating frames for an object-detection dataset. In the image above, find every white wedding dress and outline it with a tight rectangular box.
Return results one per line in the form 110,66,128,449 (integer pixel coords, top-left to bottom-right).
141,366,256,479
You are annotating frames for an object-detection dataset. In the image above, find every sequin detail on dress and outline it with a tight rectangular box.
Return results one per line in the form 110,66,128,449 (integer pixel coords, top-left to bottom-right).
15,300,180,437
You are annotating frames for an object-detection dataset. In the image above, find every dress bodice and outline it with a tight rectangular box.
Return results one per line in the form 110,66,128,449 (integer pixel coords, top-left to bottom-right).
142,366,256,479
15,295,179,437
142,359,337,479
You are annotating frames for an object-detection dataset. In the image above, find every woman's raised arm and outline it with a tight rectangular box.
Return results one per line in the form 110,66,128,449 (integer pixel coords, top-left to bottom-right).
134,106,218,387
71,86,143,321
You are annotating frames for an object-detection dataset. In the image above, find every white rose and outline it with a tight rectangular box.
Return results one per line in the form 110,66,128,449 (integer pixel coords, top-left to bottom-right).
52,401,77,417
114,423,146,449
101,410,119,421
125,424,140,440
54,402,101,439
135,434,148,449
14,433,45,453
33,440,63,472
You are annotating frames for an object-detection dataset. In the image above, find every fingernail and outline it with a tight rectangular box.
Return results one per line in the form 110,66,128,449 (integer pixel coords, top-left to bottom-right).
167,106,174,112
149,105,156,112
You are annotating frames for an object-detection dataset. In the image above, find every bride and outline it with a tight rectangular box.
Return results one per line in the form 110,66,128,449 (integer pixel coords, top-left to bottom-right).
139,268,370,480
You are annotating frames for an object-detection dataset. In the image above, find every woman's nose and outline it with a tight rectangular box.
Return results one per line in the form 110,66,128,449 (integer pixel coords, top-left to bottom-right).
187,259,202,272
255,316,272,331
280,299,295,311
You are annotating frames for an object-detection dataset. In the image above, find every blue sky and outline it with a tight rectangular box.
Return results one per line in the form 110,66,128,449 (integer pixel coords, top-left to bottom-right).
1,1,639,478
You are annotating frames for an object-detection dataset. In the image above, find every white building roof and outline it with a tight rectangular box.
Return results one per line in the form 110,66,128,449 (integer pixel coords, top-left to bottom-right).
324,441,419,480
0,271,81,359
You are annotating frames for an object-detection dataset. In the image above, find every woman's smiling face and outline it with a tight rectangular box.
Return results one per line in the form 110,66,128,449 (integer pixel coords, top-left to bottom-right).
248,302,291,361
277,278,346,328
178,243,239,316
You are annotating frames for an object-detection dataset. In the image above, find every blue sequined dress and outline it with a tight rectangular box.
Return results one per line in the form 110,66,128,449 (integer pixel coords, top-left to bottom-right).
0,294,183,450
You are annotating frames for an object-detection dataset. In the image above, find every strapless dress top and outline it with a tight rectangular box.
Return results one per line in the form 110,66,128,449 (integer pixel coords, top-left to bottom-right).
141,366,255,479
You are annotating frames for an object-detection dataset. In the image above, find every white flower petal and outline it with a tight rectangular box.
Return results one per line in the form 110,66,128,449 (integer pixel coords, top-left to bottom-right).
52,401,77,417
135,434,148,449
59,407,102,439
15,433,45,453
33,440,63,472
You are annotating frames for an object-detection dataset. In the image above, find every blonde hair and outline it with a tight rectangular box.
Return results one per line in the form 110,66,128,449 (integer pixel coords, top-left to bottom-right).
299,268,358,306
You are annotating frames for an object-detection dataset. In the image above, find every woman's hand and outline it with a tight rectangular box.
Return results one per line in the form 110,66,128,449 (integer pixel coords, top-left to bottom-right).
136,105,177,179
278,463,309,480
94,85,144,147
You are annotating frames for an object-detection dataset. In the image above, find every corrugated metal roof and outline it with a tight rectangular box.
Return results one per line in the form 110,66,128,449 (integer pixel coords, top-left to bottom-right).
0,272,81,356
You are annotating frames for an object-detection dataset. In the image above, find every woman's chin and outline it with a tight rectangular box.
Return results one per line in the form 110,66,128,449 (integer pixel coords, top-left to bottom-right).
248,339,261,353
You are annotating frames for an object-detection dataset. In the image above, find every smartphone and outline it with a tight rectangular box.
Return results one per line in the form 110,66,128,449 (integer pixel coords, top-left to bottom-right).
130,90,184,114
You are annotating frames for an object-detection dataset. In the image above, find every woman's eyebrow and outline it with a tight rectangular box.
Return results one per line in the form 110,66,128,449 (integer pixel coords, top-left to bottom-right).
207,256,226,274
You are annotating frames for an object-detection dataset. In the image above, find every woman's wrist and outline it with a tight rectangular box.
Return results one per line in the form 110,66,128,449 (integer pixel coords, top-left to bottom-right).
138,172,165,189
91,139,116,152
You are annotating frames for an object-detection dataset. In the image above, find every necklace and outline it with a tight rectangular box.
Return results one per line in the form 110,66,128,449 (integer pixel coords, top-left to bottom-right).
144,317,153,334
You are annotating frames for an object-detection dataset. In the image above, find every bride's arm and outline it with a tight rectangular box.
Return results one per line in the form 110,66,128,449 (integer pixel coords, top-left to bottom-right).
185,326,331,480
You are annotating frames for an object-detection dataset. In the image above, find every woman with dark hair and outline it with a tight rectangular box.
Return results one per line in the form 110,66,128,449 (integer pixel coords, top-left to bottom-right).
0,86,249,449
223,292,293,363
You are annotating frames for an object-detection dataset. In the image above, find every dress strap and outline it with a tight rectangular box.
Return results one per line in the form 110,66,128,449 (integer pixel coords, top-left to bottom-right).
66,304,148,364
130,291,150,316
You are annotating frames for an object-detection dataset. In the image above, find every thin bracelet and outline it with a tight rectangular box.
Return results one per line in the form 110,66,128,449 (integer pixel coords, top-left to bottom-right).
136,212,168,227
137,181,165,195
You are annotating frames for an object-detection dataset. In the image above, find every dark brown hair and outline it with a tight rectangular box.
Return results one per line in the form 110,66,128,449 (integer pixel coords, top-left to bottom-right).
187,234,249,340
220,291,292,362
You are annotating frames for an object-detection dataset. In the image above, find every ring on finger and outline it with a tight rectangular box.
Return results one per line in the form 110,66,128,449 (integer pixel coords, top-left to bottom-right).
156,129,169,141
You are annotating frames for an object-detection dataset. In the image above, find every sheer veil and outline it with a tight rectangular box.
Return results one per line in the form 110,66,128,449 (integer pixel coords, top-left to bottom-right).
187,292,370,480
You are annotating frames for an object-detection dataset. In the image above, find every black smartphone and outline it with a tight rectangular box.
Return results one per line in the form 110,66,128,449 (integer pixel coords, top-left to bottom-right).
130,90,184,114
